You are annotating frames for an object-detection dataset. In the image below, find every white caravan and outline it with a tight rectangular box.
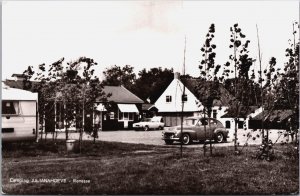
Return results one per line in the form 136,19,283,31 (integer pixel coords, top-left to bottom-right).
2,83,38,142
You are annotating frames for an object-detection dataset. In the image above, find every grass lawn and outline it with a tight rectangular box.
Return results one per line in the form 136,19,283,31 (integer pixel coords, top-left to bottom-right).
2,140,299,195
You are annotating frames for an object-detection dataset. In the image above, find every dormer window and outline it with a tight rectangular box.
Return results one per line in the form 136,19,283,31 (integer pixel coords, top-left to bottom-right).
166,95,172,103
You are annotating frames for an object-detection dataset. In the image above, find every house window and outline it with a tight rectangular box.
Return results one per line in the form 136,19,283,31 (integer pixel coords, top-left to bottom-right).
225,121,231,129
181,94,187,102
166,95,172,103
129,113,133,120
238,121,244,129
119,112,134,121
109,112,115,119
2,101,19,115
124,112,128,120
213,110,217,119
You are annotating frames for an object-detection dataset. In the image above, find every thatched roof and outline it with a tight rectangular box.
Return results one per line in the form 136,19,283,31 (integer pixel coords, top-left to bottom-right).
181,78,235,106
253,109,294,122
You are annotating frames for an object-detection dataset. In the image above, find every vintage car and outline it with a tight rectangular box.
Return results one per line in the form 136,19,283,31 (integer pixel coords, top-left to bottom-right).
162,117,228,145
133,116,165,131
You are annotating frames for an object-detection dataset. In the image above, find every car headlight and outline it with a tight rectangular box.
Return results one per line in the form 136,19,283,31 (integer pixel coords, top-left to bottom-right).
174,129,181,137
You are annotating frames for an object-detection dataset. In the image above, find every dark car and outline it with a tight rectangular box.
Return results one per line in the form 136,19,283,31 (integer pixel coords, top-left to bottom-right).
162,117,229,145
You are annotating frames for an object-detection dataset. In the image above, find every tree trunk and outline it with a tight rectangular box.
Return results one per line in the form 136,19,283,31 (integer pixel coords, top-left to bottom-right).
234,118,238,153
203,109,207,157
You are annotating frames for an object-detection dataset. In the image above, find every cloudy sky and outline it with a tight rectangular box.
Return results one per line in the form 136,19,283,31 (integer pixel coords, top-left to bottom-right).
2,1,299,80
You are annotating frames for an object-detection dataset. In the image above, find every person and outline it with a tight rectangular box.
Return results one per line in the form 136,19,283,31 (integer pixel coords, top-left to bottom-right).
286,117,294,143
92,112,101,138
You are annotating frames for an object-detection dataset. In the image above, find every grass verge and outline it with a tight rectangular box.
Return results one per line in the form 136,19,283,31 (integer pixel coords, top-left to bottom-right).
2,140,299,195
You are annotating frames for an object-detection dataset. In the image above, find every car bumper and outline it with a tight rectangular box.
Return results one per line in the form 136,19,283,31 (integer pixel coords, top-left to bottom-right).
133,125,143,129
162,133,180,141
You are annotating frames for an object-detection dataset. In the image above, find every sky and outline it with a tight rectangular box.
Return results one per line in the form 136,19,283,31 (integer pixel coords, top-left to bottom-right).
2,1,299,80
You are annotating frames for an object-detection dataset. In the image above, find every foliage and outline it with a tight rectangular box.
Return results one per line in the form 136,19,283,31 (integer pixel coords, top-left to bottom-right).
22,57,107,144
224,78,261,106
196,23,221,156
102,65,136,91
223,23,256,153
197,23,221,115
132,67,174,103
262,21,299,149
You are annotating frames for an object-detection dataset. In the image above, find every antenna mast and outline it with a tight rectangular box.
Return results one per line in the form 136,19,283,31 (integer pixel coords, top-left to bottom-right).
180,36,187,157
256,24,265,142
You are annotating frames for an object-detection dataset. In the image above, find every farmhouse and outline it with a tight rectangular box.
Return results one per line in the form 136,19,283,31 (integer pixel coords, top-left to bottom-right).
153,72,234,127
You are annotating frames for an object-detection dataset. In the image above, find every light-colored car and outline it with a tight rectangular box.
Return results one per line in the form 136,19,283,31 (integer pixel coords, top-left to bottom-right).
162,117,229,145
133,116,165,131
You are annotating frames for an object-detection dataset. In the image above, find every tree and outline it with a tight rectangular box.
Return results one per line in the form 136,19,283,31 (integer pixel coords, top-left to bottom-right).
102,65,136,91
224,78,261,106
132,67,174,103
264,21,299,149
196,23,221,156
23,57,107,152
223,23,255,154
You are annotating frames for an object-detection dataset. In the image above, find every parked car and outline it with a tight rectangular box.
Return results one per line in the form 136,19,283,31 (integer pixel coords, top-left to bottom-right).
162,117,228,145
133,116,165,131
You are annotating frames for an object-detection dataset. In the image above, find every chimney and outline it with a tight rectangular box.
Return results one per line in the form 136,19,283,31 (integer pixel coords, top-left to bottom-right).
174,72,180,79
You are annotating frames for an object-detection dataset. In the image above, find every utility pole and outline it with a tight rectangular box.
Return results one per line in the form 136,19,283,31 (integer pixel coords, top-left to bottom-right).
233,29,238,153
256,24,265,143
180,36,187,158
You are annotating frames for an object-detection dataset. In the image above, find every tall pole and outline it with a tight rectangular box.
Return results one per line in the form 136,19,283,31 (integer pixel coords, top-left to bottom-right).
233,30,238,153
256,24,265,142
180,36,187,158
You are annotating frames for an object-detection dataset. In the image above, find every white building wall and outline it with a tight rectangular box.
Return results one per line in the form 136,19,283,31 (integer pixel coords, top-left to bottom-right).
154,78,202,112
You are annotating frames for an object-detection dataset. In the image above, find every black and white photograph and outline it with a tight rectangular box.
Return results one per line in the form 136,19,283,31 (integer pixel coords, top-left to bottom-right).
1,0,299,195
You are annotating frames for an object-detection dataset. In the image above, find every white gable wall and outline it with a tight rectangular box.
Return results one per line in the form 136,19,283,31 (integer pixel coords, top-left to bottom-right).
155,79,201,112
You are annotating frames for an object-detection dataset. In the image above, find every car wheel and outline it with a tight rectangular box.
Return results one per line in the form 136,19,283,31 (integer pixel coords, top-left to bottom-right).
215,132,224,143
144,126,149,131
158,126,163,130
164,140,173,145
182,133,191,145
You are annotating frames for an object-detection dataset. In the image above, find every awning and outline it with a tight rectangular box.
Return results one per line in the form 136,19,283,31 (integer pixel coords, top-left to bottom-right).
117,104,139,113
96,103,107,111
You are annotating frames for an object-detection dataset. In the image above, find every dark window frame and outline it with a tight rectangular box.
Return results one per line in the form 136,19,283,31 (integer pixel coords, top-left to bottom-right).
166,95,172,103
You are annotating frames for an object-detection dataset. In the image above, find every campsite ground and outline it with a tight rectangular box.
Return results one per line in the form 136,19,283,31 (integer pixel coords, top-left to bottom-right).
43,128,289,147
2,140,299,195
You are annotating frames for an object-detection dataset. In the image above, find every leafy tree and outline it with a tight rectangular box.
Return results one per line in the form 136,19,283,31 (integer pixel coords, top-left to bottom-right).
132,67,174,103
102,65,136,91
223,23,255,154
23,57,107,152
196,23,221,156
224,78,261,106
263,21,299,149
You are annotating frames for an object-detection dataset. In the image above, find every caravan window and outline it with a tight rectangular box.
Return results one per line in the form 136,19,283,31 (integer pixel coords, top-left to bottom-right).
2,101,19,115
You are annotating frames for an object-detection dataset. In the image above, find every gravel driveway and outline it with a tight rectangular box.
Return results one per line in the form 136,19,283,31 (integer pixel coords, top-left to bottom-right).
43,128,290,148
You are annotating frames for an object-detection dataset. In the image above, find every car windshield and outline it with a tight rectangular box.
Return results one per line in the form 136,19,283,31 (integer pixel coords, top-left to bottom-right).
141,118,151,122
151,117,161,122
183,119,197,126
